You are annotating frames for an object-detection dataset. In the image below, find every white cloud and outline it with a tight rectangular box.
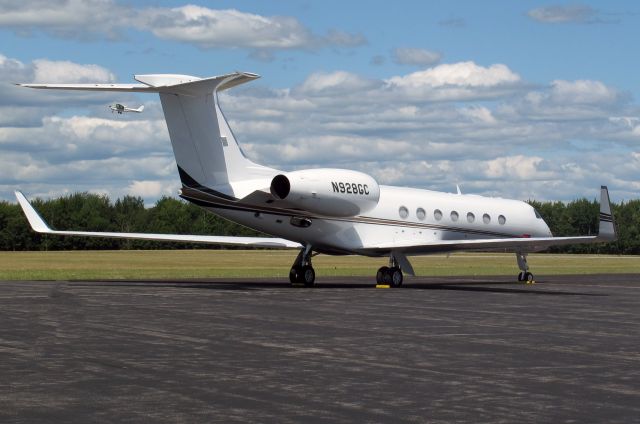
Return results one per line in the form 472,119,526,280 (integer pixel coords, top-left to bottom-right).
127,180,168,198
0,1,366,52
387,61,520,88
296,71,380,95
0,0,131,39
392,47,442,66
549,79,620,105
459,106,497,125
527,5,596,24
141,6,314,49
32,59,115,84
485,156,548,180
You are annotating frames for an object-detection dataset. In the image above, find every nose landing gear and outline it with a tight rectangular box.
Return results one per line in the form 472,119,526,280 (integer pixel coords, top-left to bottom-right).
515,252,535,284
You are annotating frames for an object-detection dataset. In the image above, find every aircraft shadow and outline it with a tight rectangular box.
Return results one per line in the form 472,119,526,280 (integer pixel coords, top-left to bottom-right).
69,279,606,296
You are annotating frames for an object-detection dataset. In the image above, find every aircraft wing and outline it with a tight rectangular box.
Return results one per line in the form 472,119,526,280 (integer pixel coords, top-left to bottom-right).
15,191,301,249
363,186,617,255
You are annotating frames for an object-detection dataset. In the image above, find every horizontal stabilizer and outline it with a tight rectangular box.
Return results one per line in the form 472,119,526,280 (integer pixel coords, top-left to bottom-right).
15,191,301,249
16,72,260,96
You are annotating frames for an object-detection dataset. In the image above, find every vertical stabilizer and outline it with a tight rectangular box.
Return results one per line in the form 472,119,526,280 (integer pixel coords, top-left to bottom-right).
154,73,276,198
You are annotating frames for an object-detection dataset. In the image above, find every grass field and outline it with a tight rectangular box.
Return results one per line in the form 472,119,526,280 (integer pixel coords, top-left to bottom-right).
0,250,638,280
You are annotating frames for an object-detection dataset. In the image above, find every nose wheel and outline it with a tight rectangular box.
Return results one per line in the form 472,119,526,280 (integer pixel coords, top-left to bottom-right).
515,252,535,284
517,271,534,283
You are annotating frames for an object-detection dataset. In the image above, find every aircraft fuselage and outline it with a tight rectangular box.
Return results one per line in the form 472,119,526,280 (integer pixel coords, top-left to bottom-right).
203,185,552,256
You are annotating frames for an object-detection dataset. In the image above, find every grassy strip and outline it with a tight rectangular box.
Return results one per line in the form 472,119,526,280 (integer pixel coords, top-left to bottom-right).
0,250,638,280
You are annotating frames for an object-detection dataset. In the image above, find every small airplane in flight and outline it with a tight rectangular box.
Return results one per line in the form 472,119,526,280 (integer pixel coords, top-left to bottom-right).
109,103,144,114
15,72,617,287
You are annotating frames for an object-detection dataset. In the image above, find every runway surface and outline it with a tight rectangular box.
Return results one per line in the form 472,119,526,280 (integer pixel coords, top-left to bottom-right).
1,274,639,423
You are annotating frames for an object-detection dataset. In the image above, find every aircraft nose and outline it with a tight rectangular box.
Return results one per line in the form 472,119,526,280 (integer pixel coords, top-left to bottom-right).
543,220,553,237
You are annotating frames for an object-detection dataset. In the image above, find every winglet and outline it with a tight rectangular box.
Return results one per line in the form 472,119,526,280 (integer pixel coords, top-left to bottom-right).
14,191,52,233
598,186,616,241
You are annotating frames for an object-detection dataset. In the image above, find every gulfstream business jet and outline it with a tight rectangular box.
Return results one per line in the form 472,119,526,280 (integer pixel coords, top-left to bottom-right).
15,72,617,286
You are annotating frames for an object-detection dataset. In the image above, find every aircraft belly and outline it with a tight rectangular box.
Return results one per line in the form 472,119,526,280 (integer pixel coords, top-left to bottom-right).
204,207,398,252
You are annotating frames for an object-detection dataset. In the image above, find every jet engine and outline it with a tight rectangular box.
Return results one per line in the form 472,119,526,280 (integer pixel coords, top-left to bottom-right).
270,169,380,217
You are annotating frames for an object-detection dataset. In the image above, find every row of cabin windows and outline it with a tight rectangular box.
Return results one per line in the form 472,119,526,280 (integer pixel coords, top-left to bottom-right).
399,206,506,225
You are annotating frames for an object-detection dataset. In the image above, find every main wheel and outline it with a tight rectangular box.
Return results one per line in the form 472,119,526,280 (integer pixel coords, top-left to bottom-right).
376,266,389,284
524,272,534,283
289,266,301,284
301,265,315,287
517,271,525,282
389,267,403,287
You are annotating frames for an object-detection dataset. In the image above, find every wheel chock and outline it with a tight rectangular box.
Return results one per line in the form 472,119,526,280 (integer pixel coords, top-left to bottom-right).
376,284,390,289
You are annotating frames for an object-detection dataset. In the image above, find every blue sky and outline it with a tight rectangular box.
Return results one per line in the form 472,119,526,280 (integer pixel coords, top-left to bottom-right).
1,0,639,204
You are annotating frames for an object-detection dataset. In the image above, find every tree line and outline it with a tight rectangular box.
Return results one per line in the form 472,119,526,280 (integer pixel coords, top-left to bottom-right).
0,193,638,253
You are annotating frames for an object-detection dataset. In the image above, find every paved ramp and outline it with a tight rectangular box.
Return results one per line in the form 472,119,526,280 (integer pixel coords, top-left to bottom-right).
1,275,639,423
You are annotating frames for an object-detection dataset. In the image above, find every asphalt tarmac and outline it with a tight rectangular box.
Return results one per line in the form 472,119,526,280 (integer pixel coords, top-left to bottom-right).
1,274,639,423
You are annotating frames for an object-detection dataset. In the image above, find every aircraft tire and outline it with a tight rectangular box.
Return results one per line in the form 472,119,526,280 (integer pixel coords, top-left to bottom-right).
390,267,403,287
289,266,301,285
525,272,534,283
517,271,525,282
376,266,389,284
301,265,315,287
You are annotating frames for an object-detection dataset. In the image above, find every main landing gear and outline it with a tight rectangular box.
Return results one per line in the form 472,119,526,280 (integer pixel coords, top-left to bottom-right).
289,245,315,287
376,255,403,287
516,252,535,284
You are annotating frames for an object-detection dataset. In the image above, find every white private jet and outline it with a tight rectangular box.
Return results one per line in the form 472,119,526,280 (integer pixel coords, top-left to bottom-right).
15,72,616,287
109,103,144,114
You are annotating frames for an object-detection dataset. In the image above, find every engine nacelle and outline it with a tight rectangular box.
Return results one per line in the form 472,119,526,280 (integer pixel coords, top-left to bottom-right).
270,168,380,217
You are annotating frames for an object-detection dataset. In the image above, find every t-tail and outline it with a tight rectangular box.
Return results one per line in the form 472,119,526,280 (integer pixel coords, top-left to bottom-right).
17,72,278,199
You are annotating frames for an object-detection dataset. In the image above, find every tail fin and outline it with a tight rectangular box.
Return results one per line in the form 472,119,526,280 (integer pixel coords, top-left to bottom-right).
136,72,278,198
135,105,144,112
18,72,278,198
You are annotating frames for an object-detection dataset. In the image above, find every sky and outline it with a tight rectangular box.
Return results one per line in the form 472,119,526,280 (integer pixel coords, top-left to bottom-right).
1,0,639,205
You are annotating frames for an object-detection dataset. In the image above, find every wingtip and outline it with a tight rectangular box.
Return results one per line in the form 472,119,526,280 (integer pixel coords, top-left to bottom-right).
14,190,51,233
598,185,616,241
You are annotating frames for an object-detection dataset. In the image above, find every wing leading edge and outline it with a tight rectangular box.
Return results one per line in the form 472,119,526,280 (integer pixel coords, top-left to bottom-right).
363,186,617,255
15,191,301,249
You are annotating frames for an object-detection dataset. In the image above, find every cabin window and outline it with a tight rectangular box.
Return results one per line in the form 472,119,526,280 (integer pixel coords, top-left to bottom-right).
467,212,475,223
483,213,491,224
416,208,426,220
450,211,459,221
498,215,506,225
434,209,443,221
399,206,409,219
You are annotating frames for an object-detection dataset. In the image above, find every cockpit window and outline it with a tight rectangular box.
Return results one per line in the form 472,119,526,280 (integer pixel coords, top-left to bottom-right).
534,209,542,219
